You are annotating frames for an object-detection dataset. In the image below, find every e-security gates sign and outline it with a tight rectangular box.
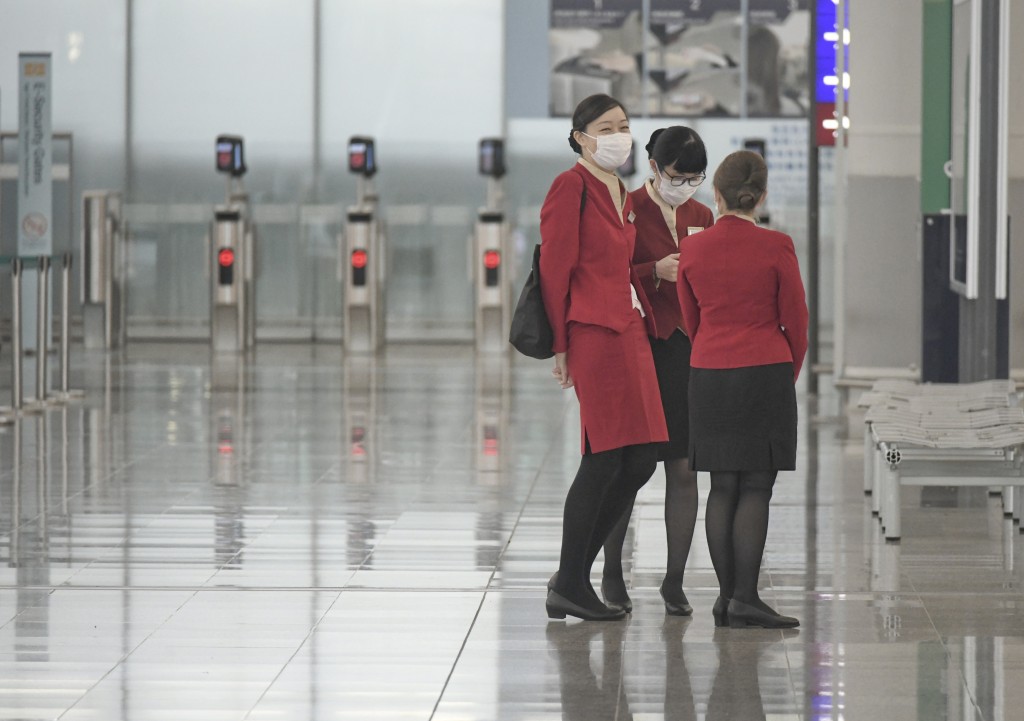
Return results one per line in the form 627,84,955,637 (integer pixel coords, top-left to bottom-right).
18,52,52,257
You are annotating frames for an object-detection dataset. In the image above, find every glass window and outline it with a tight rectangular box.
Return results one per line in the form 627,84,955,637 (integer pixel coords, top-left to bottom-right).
130,0,315,336
321,0,504,340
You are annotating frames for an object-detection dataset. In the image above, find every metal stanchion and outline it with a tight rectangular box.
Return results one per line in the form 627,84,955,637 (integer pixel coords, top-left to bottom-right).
26,256,52,410
11,420,22,564
4,259,25,419
55,253,84,401
37,413,49,542
60,405,70,516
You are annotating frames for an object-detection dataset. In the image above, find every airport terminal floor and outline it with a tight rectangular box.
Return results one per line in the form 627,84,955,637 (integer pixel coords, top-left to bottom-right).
1,343,1022,720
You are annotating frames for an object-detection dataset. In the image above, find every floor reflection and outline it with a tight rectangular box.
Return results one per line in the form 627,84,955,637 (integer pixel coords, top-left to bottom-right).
544,618,803,721
0,344,1021,719
707,630,797,721
659,620,698,721
546,621,632,721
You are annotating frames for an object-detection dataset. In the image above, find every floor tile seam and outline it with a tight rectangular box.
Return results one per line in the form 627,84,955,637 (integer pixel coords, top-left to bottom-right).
944,655,987,720
201,478,337,569
760,565,811,708
55,579,207,720
612,620,630,721
414,410,485,485
1,584,497,593
210,518,272,572
309,461,345,488
0,587,57,635
778,613,806,716
3,434,174,537
240,588,346,721
2,444,154,536
10,584,1015,599
428,591,490,721
903,568,984,707
482,397,573,593
56,489,229,586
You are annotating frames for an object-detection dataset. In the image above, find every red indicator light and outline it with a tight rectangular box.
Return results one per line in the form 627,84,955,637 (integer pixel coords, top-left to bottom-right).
484,250,501,270
218,248,235,267
351,249,368,269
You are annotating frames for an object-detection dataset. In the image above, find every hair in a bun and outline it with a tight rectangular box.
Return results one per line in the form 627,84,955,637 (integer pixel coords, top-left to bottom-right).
644,128,665,158
650,126,707,174
737,190,758,210
713,150,767,212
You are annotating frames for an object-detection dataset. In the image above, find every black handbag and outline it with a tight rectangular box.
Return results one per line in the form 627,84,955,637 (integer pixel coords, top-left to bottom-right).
509,186,585,360
508,243,554,359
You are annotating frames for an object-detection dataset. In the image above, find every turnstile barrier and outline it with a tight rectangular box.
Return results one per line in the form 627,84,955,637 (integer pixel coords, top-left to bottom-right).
474,139,510,354
81,190,126,350
342,205,385,353
342,136,385,353
210,204,256,353
473,209,509,354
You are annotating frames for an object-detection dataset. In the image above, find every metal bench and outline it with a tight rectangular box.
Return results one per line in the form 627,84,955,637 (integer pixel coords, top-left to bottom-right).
859,380,1024,540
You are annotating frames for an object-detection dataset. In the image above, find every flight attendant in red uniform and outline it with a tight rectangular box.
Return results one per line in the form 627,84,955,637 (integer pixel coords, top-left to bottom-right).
600,126,714,617
540,94,668,622
677,150,808,629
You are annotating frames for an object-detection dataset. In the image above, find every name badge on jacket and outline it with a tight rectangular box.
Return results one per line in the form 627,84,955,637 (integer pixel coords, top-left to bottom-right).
687,226,704,235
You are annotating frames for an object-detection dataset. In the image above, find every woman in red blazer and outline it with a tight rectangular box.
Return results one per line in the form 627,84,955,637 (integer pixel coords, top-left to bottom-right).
600,126,713,618
540,94,668,622
677,150,808,630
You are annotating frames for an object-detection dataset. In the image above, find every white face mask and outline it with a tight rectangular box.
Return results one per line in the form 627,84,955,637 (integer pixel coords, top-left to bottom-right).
656,172,699,207
582,131,633,170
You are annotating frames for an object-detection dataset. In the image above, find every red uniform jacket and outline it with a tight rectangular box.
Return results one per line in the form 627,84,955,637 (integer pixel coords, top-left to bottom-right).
539,164,657,354
677,215,808,379
629,184,715,340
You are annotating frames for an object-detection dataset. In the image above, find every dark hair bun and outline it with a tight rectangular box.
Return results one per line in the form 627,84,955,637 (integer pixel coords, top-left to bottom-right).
651,125,708,173
712,150,768,213
568,131,582,154
645,128,666,158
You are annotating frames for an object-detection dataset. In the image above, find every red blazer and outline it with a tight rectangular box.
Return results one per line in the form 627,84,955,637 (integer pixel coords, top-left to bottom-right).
540,164,657,353
629,184,715,340
677,215,808,379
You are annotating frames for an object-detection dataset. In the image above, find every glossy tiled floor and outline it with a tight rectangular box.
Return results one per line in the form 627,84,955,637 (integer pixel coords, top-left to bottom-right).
1,344,1023,720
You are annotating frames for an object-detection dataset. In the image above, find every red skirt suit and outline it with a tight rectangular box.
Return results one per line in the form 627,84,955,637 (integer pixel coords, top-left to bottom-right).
540,163,668,454
629,183,714,460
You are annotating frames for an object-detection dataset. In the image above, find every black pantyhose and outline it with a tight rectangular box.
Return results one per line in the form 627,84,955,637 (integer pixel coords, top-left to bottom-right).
704,470,777,612
601,458,698,604
553,443,658,613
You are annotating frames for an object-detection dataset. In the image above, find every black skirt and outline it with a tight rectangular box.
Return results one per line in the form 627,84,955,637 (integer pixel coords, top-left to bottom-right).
650,330,691,461
688,362,797,472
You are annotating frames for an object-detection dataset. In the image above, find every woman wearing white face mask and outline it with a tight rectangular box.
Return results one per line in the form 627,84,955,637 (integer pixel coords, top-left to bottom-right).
599,126,714,617
540,94,668,622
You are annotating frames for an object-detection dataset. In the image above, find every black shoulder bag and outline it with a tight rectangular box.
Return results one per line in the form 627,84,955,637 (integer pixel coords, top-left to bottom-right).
508,186,586,359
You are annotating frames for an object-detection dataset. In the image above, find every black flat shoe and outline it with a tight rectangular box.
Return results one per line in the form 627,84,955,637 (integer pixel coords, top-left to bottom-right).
660,586,693,616
727,599,799,629
712,596,730,627
546,590,626,622
601,577,632,614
